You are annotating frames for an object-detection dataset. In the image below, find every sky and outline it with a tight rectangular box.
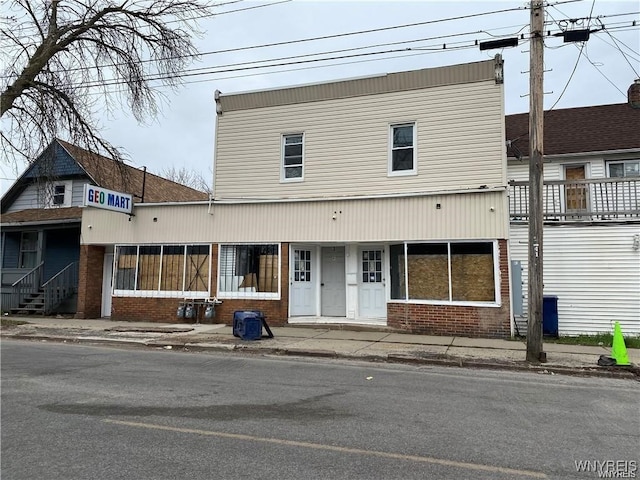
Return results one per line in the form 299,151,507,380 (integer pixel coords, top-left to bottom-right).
1,0,638,194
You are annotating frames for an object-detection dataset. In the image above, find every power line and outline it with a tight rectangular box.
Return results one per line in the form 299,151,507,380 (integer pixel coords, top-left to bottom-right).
77,22,636,90
597,22,640,77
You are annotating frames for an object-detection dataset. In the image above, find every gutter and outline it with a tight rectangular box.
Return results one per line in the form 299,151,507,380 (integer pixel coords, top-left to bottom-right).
210,185,508,205
0,218,81,227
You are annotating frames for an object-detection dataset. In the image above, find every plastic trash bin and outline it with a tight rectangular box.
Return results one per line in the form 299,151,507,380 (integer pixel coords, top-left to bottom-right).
543,296,559,337
233,310,264,339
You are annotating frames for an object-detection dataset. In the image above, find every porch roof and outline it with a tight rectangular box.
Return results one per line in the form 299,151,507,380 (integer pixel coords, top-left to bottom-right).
1,207,82,226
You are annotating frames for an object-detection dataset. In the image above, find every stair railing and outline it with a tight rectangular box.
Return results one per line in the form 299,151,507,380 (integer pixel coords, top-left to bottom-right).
10,262,44,310
43,262,79,314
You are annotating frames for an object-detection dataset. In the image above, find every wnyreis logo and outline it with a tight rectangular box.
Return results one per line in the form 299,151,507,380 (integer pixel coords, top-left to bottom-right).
575,460,637,478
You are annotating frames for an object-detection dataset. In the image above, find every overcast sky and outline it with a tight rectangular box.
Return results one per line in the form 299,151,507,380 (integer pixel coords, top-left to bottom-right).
1,0,638,194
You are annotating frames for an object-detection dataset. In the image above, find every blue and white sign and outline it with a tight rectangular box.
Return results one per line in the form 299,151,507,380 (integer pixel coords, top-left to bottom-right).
83,185,133,214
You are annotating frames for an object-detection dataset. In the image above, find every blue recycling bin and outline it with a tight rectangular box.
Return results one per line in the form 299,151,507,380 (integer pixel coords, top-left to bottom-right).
233,311,264,340
543,296,559,337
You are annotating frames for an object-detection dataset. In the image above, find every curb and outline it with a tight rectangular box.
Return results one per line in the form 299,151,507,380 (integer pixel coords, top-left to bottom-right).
2,332,638,379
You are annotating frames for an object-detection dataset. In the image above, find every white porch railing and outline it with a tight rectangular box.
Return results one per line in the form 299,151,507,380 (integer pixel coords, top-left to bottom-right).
509,177,640,222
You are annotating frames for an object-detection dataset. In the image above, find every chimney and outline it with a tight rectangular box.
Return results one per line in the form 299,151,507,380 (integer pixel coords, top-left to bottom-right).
629,79,640,108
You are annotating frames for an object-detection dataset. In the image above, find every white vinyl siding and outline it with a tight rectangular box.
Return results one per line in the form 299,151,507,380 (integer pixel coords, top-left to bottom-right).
81,191,508,245
5,179,88,212
510,224,640,335
215,81,504,200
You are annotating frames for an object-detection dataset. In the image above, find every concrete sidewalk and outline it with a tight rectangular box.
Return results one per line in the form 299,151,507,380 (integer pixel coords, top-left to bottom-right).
2,316,638,379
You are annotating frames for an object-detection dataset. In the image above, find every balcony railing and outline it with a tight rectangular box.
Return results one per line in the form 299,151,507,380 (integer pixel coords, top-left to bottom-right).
509,177,640,222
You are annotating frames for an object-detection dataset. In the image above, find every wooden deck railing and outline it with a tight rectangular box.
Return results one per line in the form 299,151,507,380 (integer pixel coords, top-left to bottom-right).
43,261,79,314
9,262,44,309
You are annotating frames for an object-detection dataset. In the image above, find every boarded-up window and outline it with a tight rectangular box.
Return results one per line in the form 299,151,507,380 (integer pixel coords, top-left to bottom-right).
451,243,495,302
114,244,210,294
160,245,185,291
390,242,496,303
407,243,449,301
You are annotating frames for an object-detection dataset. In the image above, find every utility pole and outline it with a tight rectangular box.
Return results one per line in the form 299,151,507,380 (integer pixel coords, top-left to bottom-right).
526,0,546,363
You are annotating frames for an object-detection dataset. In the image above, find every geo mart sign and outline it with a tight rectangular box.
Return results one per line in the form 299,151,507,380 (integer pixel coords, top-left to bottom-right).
83,185,133,215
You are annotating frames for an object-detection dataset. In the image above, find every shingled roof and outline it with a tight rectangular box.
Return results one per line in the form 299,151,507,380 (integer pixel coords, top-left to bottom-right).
506,103,640,159
57,140,209,203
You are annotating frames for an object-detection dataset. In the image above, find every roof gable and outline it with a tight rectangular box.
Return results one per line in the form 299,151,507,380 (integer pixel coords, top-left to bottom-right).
57,140,209,203
22,141,86,179
2,139,208,214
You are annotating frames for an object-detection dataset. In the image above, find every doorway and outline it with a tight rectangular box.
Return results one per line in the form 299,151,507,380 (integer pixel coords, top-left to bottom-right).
321,246,346,316
564,165,588,213
101,253,113,317
358,248,386,318
290,247,317,316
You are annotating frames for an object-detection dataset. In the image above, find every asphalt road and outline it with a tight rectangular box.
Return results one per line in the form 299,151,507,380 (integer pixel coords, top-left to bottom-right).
1,340,638,480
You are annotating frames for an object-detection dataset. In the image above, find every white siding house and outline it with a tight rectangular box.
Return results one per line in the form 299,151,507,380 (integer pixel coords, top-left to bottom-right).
506,86,640,336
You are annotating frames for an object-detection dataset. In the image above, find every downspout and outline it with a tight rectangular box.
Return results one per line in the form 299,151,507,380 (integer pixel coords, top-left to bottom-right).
209,90,222,215
141,166,147,203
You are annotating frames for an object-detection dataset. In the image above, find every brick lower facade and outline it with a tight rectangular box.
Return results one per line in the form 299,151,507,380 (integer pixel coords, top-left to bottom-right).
108,244,290,326
387,239,511,338
84,240,511,337
75,245,105,319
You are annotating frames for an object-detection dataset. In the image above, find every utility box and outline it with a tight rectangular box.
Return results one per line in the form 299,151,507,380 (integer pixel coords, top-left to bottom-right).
543,296,559,337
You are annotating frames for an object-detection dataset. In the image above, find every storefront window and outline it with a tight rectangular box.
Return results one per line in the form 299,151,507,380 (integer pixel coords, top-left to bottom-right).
390,241,497,303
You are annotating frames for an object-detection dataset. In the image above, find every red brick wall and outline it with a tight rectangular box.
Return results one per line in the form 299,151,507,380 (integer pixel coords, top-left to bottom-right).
111,297,192,323
110,243,290,325
75,245,105,319
387,239,511,338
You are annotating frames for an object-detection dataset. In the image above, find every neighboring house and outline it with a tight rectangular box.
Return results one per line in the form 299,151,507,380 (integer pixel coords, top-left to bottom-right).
506,80,640,336
79,57,514,338
0,139,208,315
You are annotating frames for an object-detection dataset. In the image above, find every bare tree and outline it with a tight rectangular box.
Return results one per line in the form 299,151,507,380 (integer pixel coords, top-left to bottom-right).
160,165,212,195
1,0,214,172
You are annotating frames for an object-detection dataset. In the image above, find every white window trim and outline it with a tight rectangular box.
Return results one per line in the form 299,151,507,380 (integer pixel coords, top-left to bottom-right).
112,244,211,298
393,240,501,306
44,180,72,208
281,133,304,183
217,243,281,300
607,159,640,178
388,122,418,177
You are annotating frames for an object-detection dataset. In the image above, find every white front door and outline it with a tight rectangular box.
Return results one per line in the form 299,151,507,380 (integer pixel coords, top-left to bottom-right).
359,248,386,318
290,247,317,316
321,246,346,316
101,253,114,317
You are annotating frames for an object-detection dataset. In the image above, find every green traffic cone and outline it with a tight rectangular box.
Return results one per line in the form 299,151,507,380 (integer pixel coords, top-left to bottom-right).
611,322,630,366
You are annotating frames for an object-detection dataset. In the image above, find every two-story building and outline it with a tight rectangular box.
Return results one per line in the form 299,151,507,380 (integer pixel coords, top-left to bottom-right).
506,80,640,336
79,57,514,337
1,139,208,316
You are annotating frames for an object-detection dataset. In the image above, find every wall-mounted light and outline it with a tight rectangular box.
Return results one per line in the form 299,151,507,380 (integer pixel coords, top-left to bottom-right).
633,234,640,251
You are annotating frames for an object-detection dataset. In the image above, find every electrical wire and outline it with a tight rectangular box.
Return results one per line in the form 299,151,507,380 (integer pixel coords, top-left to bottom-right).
597,21,640,77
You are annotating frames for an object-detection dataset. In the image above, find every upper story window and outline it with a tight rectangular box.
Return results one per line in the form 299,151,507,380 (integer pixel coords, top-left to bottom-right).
282,134,304,182
608,160,640,178
43,180,72,208
52,185,66,205
389,123,417,176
